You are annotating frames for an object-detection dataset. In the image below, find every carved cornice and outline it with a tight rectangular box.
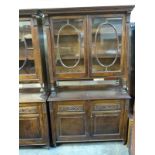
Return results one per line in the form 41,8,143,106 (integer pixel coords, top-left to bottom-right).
19,5,135,17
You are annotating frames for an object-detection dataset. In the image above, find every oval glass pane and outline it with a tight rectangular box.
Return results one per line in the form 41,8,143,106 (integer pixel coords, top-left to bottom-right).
57,24,81,68
94,23,119,68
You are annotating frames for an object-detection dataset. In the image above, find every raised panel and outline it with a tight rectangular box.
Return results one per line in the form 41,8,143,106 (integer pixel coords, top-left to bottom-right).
92,112,121,135
19,115,41,139
58,115,86,136
90,100,124,140
55,101,88,141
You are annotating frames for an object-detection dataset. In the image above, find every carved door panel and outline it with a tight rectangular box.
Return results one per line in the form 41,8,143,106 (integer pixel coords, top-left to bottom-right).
19,103,48,146
90,100,124,140
55,101,89,141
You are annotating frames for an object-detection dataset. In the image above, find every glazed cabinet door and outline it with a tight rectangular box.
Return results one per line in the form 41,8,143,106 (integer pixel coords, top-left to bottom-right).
89,15,125,77
19,18,42,83
53,101,89,142
19,103,48,146
49,16,87,79
90,100,124,140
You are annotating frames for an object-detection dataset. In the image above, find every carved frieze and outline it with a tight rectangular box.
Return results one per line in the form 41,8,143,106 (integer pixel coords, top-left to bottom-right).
94,104,120,111
19,106,38,114
58,105,84,112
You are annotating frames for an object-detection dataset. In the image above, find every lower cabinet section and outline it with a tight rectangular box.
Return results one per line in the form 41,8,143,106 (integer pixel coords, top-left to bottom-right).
19,102,49,146
50,99,129,145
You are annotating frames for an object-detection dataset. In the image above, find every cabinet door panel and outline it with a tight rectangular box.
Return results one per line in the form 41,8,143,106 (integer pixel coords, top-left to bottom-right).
54,101,88,141
90,15,125,77
92,112,121,135
19,114,41,139
50,16,87,79
57,114,86,137
19,103,48,146
90,100,124,140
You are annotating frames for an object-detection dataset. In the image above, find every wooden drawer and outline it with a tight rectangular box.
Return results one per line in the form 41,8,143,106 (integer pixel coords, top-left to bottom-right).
19,105,39,114
57,101,85,113
91,100,122,112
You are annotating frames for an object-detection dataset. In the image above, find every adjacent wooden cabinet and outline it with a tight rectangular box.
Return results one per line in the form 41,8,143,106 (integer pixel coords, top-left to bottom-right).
19,93,49,146
19,12,49,147
19,16,43,83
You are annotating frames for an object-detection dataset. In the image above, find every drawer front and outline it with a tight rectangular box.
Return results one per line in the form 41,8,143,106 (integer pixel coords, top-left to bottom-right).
92,100,121,111
19,106,38,114
57,101,85,113
19,103,42,114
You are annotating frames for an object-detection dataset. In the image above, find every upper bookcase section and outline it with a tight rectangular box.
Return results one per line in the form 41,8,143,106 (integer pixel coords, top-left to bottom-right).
19,5,134,83
39,5,134,81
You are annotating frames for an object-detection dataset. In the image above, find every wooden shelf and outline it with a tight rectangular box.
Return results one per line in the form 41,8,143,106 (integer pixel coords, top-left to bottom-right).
48,87,130,101
19,92,45,103
55,55,120,60
53,28,121,36
55,50,121,60
19,69,35,75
